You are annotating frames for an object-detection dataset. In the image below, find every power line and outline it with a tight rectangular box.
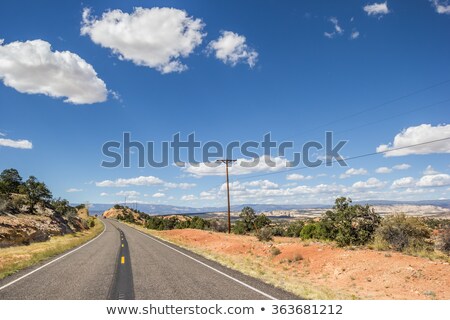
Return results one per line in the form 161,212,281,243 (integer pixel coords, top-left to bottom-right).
333,97,450,136
235,136,450,182
283,78,450,140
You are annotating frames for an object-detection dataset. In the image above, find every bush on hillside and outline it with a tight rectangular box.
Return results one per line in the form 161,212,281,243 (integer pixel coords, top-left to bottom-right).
321,197,381,246
299,222,327,240
374,214,431,252
435,227,450,254
285,221,304,237
256,226,273,242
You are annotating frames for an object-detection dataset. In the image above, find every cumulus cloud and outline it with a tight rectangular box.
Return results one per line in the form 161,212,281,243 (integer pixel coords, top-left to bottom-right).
352,177,385,189
152,192,165,198
184,156,292,177
96,176,164,187
376,163,411,174
391,177,416,188
0,39,107,104
207,31,258,67
81,7,205,74
181,194,197,201
363,2,390,16
100,192,109,196
431,0,450,14
220,180,278,192
324,17,344,38
340,168,368,179
66,188,83,193
286,174,313,181
116,190,140,198
0,137,32,149
164,182,196,189
392,163,411,170
375,167,392,174
423,165,439,175
417,174,450,187
376,124,450,157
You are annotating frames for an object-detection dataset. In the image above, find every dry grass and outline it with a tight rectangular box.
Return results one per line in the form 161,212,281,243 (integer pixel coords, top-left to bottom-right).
0,219,104,280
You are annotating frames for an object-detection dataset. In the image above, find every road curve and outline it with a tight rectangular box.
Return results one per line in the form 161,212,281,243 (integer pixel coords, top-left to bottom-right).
0,219,300,300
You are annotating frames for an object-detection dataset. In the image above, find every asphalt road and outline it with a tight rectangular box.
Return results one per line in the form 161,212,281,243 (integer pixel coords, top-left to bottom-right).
0,219,300,300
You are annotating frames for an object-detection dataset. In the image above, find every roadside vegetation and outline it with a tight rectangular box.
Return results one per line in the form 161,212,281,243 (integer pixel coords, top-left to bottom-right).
0,220,103,280
116,196,450,260
0,168,98,246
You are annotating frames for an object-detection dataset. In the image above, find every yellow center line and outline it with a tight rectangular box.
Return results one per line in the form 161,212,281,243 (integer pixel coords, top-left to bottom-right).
121,256,125,264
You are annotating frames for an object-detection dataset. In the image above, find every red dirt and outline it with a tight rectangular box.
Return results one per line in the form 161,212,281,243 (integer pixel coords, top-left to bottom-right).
155,229,450,300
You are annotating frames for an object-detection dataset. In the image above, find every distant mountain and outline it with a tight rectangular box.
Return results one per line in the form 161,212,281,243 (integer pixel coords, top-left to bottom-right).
83,199,450,215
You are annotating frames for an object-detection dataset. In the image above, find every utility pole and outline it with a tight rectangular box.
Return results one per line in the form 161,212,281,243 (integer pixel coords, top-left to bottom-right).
216,159,236,233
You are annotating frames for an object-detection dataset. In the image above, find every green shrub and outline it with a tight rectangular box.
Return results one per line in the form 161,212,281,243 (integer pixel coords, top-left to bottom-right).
254,214,271,229
239,206,257,232
232,220,248,235
299,222,327,240
286,221,304,237
209,219,228,233
271,224,287,237
271,246,281,256
374,214,431,252
256,227,273,242
321,197,381,246
436,227,450,254
189,216,210,230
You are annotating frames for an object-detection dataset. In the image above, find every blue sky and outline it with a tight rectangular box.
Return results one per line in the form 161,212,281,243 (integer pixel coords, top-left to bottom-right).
0,0,449,207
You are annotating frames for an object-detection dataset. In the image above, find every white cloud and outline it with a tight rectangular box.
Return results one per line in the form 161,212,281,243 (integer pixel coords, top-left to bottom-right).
0,132,5,136
363,2,390,16
199,191,216,200
0,39,107,104
324,17,344,38
391,177,416,189
164,182,196,189
181,194,197,201
184,155,292,177
350,31,360,40
417,174,450,187
376,163,411,173
431,0,450,14
286,173,313,181
66,188,83,193
96,176,164,187
116,190,140,198
375,167,392,174
0,138,32,149
423,165,440,175
352,177,385,189
81,7,205,74
100,192,109,196
340,168,368,179
152,192,165,198
243,180,279,189
376,124,450,157
392,163,411,170
207,31,258,67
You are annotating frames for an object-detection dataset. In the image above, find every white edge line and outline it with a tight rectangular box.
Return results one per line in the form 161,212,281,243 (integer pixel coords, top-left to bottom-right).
122,223,277,300
0,219,107,291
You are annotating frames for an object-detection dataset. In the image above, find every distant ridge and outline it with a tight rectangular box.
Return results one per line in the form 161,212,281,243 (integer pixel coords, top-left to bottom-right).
81,199,450,215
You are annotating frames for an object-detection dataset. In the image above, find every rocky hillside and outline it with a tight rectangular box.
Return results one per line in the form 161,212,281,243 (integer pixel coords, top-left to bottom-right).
0,207,91,248
0,168,95,248
102,205,146,224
